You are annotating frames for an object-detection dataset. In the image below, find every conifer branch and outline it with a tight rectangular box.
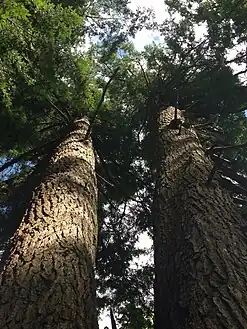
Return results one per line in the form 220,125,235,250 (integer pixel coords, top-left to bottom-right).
206,143,247,155
110,308,118,329
138,61,150,87
47,97,71,124
0,139,60,174
84,67,120,140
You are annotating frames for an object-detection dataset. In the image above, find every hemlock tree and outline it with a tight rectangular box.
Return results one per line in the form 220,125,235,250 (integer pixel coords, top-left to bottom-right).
89,34,247,326
153,107,247,329
149,1,247,327
0,0,153,328
0,118,99,329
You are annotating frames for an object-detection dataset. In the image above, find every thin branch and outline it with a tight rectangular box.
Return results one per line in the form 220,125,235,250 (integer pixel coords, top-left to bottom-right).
193,122,213,128
86,15,121,20
234,68,247,77
212,154,247,190
127,68,135,76
96,172,114,187
37,122,63,134
233,197,247,206
226,52,247,65
0,139,60,174
95,147,115,187
98,185,118,212
85,67,120,140
47,97,70,124
220,176,247,197
0,154,29,174
110,308,118,329
63,107,73,123
138,61,150,87
179,39,208,70
208,143,247,154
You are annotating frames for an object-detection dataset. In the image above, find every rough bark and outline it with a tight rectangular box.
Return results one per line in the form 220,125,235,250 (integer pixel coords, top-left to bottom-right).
153,107,247,329
0,118,99,329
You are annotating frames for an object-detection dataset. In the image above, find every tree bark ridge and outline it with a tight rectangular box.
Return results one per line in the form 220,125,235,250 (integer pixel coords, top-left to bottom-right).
0,118,99,329
154,106,247,329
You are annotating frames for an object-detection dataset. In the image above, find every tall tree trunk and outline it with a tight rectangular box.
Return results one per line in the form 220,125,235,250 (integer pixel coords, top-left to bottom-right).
0,118,99,329
153,107,247,329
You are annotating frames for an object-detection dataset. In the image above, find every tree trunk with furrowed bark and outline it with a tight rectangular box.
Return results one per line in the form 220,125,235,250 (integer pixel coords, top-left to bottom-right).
153,106,247,329
0,118,99,329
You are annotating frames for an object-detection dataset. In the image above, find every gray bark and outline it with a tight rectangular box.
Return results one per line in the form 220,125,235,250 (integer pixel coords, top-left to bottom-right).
154,106,247,329
0,118,99,329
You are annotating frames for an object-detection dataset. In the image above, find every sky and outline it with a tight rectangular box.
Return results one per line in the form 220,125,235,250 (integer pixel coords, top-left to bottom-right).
128,0,208,50
128,0,246,78
128,0,168,51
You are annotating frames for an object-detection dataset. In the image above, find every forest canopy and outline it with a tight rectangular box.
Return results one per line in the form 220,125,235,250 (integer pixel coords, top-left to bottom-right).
0,0,247,328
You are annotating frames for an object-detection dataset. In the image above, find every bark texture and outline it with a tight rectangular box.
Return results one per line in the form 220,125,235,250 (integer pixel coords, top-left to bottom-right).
0,118,98,329
154,107,247,329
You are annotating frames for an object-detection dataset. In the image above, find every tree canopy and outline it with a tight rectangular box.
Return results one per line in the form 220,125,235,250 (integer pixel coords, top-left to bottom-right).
0,0,247,328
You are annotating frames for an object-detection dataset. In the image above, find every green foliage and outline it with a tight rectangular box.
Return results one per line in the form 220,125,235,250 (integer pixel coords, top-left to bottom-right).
0,0,83,102
1,0,247,328
0,0,102,157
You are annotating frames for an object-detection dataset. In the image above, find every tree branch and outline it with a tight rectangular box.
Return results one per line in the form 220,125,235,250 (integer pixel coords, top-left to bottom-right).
84,67,120,140
138,60,150,87
220,176,247,197
110,308,118,329
234,68,247,77
47,97,71,124
207,143,247,155
0,139,60,174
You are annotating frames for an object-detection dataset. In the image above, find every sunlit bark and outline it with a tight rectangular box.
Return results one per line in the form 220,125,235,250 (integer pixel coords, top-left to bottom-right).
0,118,98,329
